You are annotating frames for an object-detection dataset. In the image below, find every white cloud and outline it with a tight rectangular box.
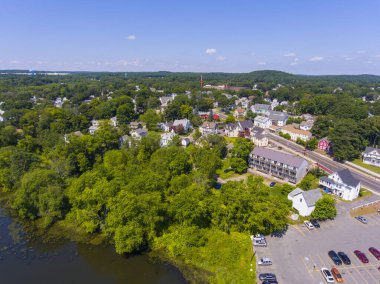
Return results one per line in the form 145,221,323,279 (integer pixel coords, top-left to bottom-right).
257,61,266,66
344,57,353,61
216,56,226,61
290,62,298,66
366,61,373,64
356,50,366,54
309,56,324,62
205,48,217,55
284,52,296,57
127,35,136,41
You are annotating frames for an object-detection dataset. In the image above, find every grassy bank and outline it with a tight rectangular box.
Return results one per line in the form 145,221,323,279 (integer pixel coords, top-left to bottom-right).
352,159,380,175
152,227,256,284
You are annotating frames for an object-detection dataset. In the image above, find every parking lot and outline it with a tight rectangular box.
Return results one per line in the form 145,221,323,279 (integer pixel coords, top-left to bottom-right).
255,210,380,283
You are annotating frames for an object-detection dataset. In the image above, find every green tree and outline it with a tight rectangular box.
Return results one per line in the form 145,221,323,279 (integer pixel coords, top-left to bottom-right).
139,109,161,131
225,114,236,124
311,195,337,220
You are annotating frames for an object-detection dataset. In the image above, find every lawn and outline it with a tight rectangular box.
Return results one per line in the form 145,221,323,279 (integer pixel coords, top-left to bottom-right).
352,159,380,175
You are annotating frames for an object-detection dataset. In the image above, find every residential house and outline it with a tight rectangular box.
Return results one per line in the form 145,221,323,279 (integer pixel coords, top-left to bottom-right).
318,137,330,151
159,94,176,110
249,147,309,183
233,107,246,119
159,122,173,132
129,121,143,130
250,127,268,147
288,188,323,217
160,132,176,147
251,104,271,115
254,116,272,129
270,99,279,110
235,97,250,109
54,97,68,108
88,119,100,135
319,169,361,201
280,125,312,142
200,122,218,136
173,119,192,133
268,111,288,126
225,120,255,138
110,116,117,127
131,128,148,140
300,120,314,131
181,138,191,147
362,147,380,167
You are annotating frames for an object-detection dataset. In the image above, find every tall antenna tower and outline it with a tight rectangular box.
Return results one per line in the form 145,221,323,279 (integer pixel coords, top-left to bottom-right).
200,75,204,90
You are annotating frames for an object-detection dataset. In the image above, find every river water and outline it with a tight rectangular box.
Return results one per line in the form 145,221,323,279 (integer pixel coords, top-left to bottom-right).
0,207,186,284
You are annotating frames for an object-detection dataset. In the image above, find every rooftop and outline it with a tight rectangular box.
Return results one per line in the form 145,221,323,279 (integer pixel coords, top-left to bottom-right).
250,147,308,168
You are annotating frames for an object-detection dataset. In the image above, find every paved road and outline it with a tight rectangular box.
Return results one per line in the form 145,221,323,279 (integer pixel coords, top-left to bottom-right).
267,133,380,194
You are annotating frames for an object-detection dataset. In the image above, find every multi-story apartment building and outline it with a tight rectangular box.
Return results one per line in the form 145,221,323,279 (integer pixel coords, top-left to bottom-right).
249,147,308,183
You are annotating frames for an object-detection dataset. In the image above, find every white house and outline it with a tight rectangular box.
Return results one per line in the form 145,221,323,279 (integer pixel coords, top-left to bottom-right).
251,104,271,115
233,108,246,118
362,147,380,167
200,121,218,136
319,169,361,201
280,125,312,142
160,132,176,147
254,116,272,129
110,116,117,127
251,127,268,147
131,128,148,140
88,119,100,135
268,111,288,126
288,188,323,217
181,138,191,147
173,119,192,133
300,120,314,131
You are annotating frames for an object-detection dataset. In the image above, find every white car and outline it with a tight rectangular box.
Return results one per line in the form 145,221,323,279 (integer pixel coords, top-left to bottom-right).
257,257,272,266
304,220,314,230
251,234,265,241
321,267,334,283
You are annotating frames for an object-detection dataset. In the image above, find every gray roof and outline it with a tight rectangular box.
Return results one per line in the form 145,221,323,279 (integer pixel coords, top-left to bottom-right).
302,189,323,207
336,169,360,187
225,123,238,131
364,146,380,155
288,187,304,199
134,128,148,136
250,147,308,168
201,121,217,129
254,116,270,123
253,104,270,110
238,120,254,129
269,111,288,120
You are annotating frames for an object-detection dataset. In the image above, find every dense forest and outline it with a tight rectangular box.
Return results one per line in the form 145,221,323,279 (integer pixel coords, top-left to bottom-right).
0,70,379,282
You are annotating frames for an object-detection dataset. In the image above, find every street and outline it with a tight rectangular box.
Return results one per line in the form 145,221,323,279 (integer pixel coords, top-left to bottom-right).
267,133,380,194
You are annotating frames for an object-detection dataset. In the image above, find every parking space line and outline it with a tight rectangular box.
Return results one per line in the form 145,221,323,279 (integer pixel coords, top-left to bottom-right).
340,267,360,284
350,260,370,284
362,266,379,283
292,225,306,237
300,256,313,275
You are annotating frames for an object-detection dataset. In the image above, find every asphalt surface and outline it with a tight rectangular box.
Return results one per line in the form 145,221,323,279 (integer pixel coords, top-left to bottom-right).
256,202,380,284
267,133,380,194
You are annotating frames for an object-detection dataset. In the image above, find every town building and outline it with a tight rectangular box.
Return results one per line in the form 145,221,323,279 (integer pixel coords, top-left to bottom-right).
88,119,100,135
280,125,312,142
254,115,272,129
249,147,309,183
173,119,192,133
225,120,254,138
235,97,250,109
268,111,288,126
233,107,246,118
318,137,330,151
319,169,361,201
288,188,323,216
250,127,268,147
160,132,176,147
251,104,271,115
200,122,218,136
362,147,380,167
300,120,314,131
159,122,173,132
130,128,148,140
129,121,143,130
181,138,191,147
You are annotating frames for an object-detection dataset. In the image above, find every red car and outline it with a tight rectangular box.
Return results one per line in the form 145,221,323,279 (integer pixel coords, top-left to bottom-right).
354,250,369,263
369,247,380,260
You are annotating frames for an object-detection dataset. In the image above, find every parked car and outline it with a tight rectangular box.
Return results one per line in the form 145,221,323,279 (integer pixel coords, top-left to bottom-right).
354,250,369,263
328,250,343,265
259,273,276,281
262,280,278,284
269,182,276,187
338,251,351,265
258,257,273,266
369,247,380,260
253,239,267,247
331,267,344,283
310,219,320,228
252,234,265,241
321,267,334,283
304,220,314,230
355,216,368,224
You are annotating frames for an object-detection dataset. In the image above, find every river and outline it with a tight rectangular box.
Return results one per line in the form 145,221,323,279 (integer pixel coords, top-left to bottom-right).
0,207,186,284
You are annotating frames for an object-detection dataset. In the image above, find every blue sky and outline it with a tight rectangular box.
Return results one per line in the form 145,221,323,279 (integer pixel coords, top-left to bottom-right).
0,0,379,74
